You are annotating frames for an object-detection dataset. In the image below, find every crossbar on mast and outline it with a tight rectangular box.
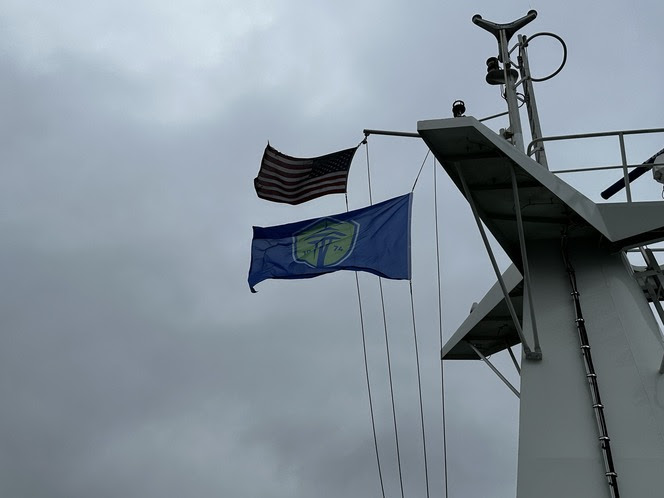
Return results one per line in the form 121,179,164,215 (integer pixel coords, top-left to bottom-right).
363,129,421,139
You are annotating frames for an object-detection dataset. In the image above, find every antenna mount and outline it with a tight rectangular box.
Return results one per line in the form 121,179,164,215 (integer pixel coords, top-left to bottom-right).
471,10,538,152
472,10,538,45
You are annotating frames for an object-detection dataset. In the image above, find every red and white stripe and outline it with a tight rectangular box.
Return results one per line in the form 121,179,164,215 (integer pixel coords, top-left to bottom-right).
255,145,350,205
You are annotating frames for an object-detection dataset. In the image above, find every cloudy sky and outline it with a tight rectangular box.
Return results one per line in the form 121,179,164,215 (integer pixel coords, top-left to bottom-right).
1,1,663,497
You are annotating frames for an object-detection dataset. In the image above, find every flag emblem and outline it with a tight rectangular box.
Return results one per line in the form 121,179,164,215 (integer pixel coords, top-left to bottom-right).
293,218,359,268
248,193,412,292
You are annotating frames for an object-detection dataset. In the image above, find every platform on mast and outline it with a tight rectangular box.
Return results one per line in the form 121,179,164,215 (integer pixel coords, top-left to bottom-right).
418,116,664,360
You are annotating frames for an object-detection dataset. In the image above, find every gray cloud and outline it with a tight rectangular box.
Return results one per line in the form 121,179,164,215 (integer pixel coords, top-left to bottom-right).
0,1,661,497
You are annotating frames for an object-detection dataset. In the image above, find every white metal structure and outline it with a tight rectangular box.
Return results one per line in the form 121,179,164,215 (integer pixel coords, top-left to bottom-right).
419,11,664,498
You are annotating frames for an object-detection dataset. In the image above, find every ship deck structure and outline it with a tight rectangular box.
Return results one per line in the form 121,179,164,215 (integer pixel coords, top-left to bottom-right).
416,10,664,497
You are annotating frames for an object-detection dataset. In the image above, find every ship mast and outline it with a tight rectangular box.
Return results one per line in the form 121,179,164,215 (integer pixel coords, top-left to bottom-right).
418,10,664,498
472,10,535,154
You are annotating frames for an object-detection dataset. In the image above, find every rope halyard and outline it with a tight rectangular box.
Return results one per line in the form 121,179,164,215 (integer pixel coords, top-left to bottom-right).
365,140,406,498
434,159,450,498
365,140,373,206
353,137,452,498
411,149,432,192
359,140,407,498
409,279,431,498
379,276,406,498
347,189,387,498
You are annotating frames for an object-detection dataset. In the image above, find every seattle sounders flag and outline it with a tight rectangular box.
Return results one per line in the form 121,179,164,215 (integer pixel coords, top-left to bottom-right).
248,193,412,292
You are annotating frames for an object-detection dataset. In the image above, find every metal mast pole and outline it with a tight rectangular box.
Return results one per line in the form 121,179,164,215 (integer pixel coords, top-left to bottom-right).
499,29,524,152
518,34,549,168
472,10,537,152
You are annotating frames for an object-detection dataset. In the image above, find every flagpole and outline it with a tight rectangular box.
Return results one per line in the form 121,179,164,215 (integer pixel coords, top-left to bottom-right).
363,129,420,139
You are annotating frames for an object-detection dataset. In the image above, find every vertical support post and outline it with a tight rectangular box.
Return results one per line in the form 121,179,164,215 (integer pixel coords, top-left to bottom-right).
619,133,632,203
499,31,525,152
511,165,542,358
455,163,534,357
518,34,549,169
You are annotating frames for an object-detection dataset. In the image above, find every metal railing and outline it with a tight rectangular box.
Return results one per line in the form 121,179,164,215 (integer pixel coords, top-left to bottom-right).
527,127,664,202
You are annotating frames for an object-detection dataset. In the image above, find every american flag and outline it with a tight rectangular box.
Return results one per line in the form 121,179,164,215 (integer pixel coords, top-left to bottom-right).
254,144,358,205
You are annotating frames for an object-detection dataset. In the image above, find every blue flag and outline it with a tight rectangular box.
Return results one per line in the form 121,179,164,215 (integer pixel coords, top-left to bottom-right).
248,193,412,292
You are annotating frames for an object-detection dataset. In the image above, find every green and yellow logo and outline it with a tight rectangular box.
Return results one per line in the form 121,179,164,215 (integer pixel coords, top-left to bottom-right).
293,217,360,268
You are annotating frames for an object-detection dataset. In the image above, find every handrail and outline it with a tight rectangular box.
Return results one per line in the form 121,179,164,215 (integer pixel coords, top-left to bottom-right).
527,127,664,201
527,127,664,157
550,162,657,174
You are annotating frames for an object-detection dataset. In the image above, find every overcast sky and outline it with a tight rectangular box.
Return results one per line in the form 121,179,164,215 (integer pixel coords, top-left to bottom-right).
1,1,663,497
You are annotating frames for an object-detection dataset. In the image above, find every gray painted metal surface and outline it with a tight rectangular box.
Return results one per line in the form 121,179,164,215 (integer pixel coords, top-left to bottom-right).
421,117,664,358
440,264,523,359
419,116,664,497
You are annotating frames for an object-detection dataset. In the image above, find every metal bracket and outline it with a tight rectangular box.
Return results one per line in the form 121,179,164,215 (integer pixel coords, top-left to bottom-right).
468,342,520,398
525,350,543,361
506,343,521,374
